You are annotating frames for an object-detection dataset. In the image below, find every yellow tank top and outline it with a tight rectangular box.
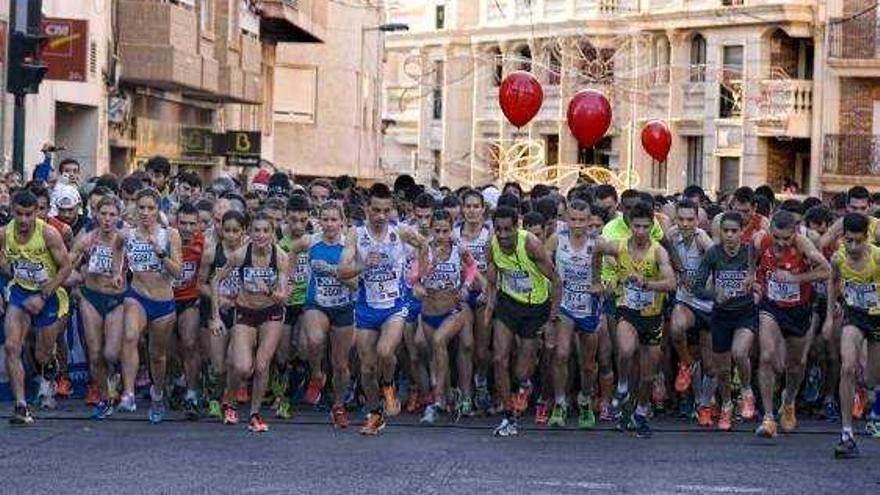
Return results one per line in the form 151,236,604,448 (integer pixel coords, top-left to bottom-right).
490,230,550,305
4,219,69,316
615,239,665,317
834,244,880,315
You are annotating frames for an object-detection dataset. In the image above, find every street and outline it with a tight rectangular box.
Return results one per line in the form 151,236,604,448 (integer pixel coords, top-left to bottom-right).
0,407,877,494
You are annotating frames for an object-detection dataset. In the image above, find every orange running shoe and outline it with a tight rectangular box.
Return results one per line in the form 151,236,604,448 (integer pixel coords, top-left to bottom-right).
222,403,239,425
236,387,250,404
331,404,350,429
247,413,269,433
756,415,777,438
674,362,693,394
360,412,386,435
739,390,756,421
85,383,101,406
55,376,73,398
383,386,400,417
718,404,734,432
304,376,326,406
697,405,714,427
780,403,797,433
853,387,867,419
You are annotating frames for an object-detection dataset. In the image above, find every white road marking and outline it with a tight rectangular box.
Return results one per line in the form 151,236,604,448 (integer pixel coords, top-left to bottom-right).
676,485,765,493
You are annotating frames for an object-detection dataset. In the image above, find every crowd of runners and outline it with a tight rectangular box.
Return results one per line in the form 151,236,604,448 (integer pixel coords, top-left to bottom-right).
1,155,878,460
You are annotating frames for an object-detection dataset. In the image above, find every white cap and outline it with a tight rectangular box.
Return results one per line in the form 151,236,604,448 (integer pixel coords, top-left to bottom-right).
54,184,81,209
482,185,500,209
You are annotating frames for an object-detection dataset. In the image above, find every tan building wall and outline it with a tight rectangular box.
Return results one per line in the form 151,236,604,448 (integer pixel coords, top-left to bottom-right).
269,1,383,181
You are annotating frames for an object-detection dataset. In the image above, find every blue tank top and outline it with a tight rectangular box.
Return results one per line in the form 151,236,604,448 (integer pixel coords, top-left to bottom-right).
306,234,351,308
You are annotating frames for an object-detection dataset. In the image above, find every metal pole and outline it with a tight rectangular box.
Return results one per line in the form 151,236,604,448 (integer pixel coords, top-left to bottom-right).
13,93,25,177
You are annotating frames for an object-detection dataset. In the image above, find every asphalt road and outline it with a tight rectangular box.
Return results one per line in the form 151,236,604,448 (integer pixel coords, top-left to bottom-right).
0,405,878,495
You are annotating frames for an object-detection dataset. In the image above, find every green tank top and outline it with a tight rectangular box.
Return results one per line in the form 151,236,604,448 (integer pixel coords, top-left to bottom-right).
490,229,549,305
278,235,309,306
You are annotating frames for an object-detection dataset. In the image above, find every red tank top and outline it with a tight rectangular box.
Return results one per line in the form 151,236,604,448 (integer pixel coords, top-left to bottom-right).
756,234,812,307
174,231,204,301
741,214,764,246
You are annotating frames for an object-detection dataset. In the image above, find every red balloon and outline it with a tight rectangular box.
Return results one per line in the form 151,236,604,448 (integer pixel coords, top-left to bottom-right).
499,71,543,128
641,120,672,162
566,89,612,148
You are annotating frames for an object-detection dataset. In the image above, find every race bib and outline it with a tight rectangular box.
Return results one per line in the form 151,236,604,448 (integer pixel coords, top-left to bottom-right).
563,282,594,317
128,240,161,272
716,270,747,298
844,281,879,310
87,246,114,275
290,253,309,286
316,279,350,307
242,267,277,293
623,283,655,310
13,260,49,284
364,267,400,307
218,273,240,297
503,270,533,295
767,278,800,303
174,261,198,289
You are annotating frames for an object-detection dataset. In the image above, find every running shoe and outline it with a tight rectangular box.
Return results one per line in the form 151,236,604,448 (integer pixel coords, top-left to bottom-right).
116,393,137,413
493,418,518,437
248,413,269,433
718,404,734,432
235,387,250,404
534,401,549,425
456,396,474,419
697,405,714,427
756,416,778,438
304,376,325,406
547,403,568,427
421,403,441,425
674,362,693,394
85,383,101,406
275,400,293,420
360,412,386,435
779,402,797,433
474,382,492,415
148,400,166,424
208,400,222,419
184,397,199,421
55,375,73,398
37,377,57,410
739,389,756,421
9,404,34,426
803,366,821,404
512,388,530,415
609,390,630,420
823,398,841,421
599,399,614,422
834,436,860,459
92,401,114,420
577,405,596,430
865,419,880,437
405,389,422,414
331,404,350,429
632,413,652,438
223,403,239,425
853,387,867,419
382,386,401,417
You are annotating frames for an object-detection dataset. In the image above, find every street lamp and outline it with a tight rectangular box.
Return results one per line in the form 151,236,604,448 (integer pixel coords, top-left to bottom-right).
358,22,410,180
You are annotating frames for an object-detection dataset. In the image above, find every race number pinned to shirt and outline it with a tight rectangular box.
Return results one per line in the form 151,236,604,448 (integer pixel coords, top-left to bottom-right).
174,261,198,288
503,270,533,295
767,273,800,303
843,281,879,311
13,260,49,285
87,246,114,275
623,282,654,310
127,240,161,272
562,281,595,318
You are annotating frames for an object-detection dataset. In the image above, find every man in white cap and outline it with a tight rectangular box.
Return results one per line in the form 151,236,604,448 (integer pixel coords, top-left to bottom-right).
53,184,86,236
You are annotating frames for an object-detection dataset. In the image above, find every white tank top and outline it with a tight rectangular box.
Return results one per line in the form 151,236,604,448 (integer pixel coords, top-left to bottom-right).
355,223,406,309
455,222,490,272
423,243,463,292
126,227,168,273
674,231,714,313
555,230,598,319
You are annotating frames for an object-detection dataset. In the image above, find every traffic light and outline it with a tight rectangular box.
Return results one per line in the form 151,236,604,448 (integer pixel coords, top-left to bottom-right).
7,29,49,95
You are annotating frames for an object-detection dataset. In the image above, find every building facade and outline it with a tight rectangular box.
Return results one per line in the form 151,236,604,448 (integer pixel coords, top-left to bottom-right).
383,0,829,196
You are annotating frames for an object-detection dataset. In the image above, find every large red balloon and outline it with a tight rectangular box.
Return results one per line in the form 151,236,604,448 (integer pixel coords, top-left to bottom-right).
567,89,612,148
641,120,672,162
499,71,543,128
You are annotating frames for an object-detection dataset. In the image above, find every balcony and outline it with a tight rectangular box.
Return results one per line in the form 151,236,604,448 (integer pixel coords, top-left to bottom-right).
260,0,326,43
828,15,880,76
752,80,812,138
822,134,880,190
118,0,203,91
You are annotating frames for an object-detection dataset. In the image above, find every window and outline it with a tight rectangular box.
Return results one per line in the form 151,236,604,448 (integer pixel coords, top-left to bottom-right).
578,137,612,166
432,61,444,120
516,45,532,73
200,0,214,36
274,66,318,124
690,34,706,82
435,5,445,30
654,37,671,84
546,47,561,86
686,136,704,187
719,157,741,193
491,47,503,87
432,150,442,181
653,161,668,190
720,45,743,118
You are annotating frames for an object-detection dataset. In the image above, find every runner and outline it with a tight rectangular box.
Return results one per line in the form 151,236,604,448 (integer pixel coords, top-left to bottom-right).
754,210,831,438
172,203,205,420
401,193,433,414
546,200,604,429
117,188,183,424
692,211,758,430
594,200,677,438
68,196,126,419
197,210,246,419
211,211,290,433
713,187,769,246
484,205,561,437
829,213,880,458
414,209,477,425
337,183,427,435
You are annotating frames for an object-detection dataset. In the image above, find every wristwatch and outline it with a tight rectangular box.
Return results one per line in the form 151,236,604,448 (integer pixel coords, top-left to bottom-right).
156,249,167,260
